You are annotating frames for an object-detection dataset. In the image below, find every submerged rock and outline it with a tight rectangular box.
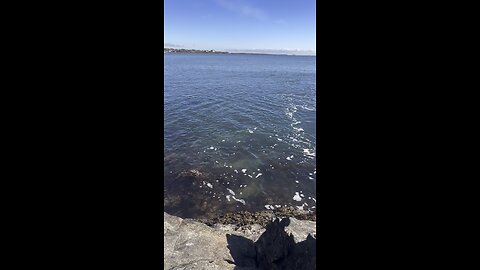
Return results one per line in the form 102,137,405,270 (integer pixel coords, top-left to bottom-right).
179,169,205,178
201,207,316,227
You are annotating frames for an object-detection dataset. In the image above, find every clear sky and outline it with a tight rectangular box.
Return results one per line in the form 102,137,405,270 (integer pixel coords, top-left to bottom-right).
164,0,316,55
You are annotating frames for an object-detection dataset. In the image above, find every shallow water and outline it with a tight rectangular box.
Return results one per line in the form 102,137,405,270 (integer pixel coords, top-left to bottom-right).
164,53,316,219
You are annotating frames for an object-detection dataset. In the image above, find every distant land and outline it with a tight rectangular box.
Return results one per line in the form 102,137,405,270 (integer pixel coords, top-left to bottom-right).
164,48,229,54
164,48,315,57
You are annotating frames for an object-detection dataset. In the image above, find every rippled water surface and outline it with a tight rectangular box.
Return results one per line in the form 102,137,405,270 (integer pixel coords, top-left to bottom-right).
164,53,316,218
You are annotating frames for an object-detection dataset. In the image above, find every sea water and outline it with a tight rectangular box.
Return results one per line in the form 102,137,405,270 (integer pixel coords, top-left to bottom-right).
164,53,316,218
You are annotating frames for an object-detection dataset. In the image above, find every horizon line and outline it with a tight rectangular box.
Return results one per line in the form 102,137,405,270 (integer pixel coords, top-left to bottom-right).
164,46,316,56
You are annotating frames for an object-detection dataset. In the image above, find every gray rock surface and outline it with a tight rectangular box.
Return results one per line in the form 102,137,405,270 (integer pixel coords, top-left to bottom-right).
164,212,316,270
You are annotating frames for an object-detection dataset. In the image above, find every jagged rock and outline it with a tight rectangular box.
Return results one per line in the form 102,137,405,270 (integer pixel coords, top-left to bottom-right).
164,212,235,269
254,218,316,270
226,234,257,268
164,212,316,270
285,234,317,270
284,216,316,241
255,218,296,270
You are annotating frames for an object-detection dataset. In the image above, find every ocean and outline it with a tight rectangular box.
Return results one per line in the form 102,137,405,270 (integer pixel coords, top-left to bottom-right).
164,53,316,219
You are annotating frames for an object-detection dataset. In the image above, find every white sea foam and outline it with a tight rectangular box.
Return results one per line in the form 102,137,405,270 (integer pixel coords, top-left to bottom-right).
293,192,302,201
301,105,315,111
255,173,262,178
227,188,235,196
241,169,247,173
303,148,316,157
232,196,245,205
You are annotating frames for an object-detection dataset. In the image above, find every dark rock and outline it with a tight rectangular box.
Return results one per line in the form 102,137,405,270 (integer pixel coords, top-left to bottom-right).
225,217,316,270
164,212,316,269
226,234,257,268
204,211,275,227
285,233,317,270
202,208,315,228
254,218,295,270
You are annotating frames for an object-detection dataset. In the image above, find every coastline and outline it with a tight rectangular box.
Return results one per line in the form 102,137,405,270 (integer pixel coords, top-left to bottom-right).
164,47,229,54
164,210,316,269
164,48,316,57
196,207,316,227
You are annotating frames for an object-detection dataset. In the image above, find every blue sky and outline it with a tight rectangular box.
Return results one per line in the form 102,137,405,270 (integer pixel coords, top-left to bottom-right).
164,0,316,55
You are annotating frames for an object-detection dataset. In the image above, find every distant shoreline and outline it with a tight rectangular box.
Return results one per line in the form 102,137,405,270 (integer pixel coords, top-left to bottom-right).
164,48,315,57
164,48,229,54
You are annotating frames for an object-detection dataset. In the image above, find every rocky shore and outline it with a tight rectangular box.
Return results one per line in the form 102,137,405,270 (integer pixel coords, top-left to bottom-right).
199,207,316,227
164,209,316,269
